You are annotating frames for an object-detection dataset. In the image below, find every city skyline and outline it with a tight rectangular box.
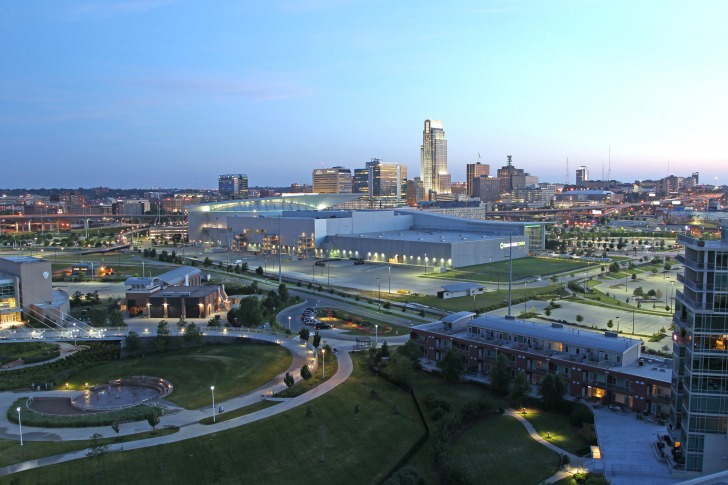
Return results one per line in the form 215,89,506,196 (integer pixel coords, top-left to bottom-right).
2,1,727,189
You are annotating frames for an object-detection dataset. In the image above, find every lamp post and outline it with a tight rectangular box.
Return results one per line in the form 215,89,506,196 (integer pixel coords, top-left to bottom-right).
375,324,378,347
388,265,391,294
16,407,23,446
524,282,528,314
322,348,326,379
288,316,291,332
616,316,620,333
632,309,635,335
377,278,381,311
327,265,330,287
210,385,216,423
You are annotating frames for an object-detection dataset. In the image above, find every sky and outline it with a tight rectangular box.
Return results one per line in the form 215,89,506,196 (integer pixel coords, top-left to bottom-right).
2,0,727,189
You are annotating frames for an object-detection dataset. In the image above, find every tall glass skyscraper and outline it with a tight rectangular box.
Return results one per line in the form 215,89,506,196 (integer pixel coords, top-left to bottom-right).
218,174,249,199
420,119,449,200
672,223,728,473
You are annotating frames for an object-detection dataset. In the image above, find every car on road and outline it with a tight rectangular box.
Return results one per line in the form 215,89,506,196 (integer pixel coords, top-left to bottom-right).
314,261,326,266
304,318,321,326
313,322,332,330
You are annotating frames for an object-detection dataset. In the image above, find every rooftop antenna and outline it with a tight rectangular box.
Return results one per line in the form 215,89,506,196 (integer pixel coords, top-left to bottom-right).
565,157,570,185
607,145,611,180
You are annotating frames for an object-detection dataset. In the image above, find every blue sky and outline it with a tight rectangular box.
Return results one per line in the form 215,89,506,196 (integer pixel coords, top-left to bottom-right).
2,0,727,189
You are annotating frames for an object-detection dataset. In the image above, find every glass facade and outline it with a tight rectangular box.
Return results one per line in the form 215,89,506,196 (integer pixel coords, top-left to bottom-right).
672,229,728,472
0,278,21,324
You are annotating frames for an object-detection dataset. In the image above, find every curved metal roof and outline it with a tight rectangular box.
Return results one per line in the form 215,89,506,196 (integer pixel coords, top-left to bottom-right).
187,193,362,215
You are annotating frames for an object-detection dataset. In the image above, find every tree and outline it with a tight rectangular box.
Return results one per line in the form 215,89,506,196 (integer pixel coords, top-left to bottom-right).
255,266,264,276
125,330,140,353
380,341,390,359
609,262,620,273
155,320,171,352
631,273,637,281
108,309,125,327
71,291,83,306
183,322,204,346
299,328,310,341
111,422,120,438
540,373,567,411
312,331,321,348
147,410,160,430
387,352,414,387
278,283,289,303
436,349,465,382
89,307,107,327
632,286,645,298
576,314,584,323
397,340,421,366
301,365,312,380
490,353,512,395
509,371,531,402
236,296,264,327
86,432,110,468
284,372,295,387
607,319,613,329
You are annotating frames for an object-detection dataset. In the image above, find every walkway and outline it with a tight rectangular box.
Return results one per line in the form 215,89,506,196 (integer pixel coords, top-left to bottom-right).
0,344,357,477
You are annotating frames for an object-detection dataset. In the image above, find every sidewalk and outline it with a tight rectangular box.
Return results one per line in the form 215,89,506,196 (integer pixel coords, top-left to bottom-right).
0,349,354,477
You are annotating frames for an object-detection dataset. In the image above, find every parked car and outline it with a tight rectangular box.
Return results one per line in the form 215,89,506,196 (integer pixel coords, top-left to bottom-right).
313,323,331,330
314,261,326,266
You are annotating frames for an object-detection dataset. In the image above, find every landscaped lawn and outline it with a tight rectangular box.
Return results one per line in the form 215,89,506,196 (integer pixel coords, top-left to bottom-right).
423,257,591,283
520,408,594,455
66,342,292,409
2,353,425,485
0,427,178,468
450,415,560,484
408,284,565,313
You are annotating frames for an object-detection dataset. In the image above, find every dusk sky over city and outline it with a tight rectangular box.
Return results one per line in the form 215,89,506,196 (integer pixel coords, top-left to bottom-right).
2,0,727,189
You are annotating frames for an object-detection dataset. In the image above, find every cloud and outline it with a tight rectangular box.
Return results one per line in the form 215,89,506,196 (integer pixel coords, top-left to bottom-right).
70,0,174,18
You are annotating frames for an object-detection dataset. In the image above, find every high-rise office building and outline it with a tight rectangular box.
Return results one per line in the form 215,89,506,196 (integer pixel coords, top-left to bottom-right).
420,119,449,200
218,174,249,199
672,223,728,473
496,156,526,194
352,168,369,195
466,162,490,197
312,166,352,194
576,166,589,186
407,177,425,206
366,159,407,199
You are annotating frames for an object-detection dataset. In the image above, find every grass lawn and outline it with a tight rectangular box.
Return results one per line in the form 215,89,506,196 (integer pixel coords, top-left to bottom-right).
423,257,591,283
450,415,560,484
520,408,593,455
0,427,178,468
408,284,565,313
66,342,292,409
0,342,60,364
199,400,280,425
1,353,424,485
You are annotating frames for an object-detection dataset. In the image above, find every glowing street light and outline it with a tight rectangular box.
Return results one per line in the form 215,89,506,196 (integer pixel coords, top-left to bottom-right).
375,324,378,347
211,385,216,423
288,316,291,332
322,348,326,379
16,407,23,446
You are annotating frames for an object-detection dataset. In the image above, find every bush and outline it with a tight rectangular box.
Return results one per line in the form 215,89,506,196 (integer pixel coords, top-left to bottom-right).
569,403,595,426
8,398,161,428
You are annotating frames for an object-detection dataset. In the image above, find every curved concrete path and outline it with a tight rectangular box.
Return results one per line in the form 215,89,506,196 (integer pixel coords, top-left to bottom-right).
0,342,354,477
505,409,585,484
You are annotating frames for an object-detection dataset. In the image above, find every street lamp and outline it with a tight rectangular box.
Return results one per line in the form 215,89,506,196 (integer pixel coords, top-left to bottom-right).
210,385,216,423
288,316,291,332
616,316,620,333
388,265,391,294
377,278,381,311
524,282,528,314
322,348,326,379
16,407,23,446
375,324,378,347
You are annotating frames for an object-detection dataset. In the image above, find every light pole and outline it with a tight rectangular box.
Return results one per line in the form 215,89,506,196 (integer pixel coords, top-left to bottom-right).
377,278,381,311
288,316,291,332
375,324,378,347
210,385,216,423
16,407,23,446
524,282,527,314
322,348,326,379
327,264,330,286
632,310,635,335
616,316,620,333
388,265,391,294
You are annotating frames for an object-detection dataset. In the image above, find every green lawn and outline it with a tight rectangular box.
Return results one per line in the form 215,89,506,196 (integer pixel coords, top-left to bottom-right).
423,257,591,283
521,408,593,455
66,342,292,409
0,427,178,468
450,415,560,483
408,284,565,313
199,400,280,425
1,353,424,485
